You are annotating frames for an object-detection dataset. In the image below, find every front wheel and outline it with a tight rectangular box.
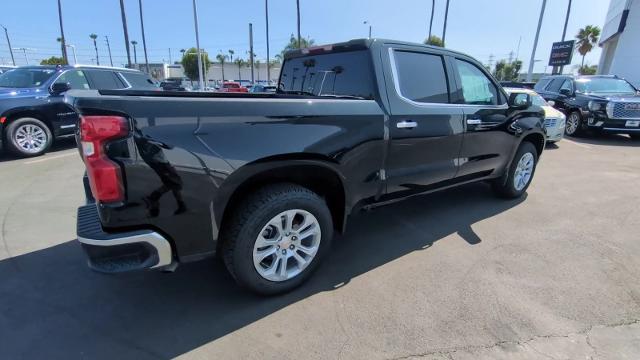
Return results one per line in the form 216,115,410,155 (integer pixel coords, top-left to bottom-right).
565,111,584,137
492,141,538,199
222,183,333,295
5,117,53,157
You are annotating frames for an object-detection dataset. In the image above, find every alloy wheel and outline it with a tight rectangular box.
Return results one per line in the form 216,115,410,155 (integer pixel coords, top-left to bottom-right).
252,209,321,282
513,152,534,191
565,113,580,136
14,124,48,154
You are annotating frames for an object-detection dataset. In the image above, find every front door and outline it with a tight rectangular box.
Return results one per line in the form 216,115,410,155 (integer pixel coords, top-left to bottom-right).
383,46,464,199
450,58,513,178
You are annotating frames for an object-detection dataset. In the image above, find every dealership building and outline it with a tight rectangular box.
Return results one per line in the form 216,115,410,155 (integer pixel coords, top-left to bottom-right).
598,0,640,87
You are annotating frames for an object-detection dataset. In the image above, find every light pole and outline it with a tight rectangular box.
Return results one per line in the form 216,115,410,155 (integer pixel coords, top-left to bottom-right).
363,21,372,39
119,0,132,67
265,0,271,83
296,0,301,48
138,0,150,73
104,36,113,66
526,0,547,82
0,24,15,66
65,44,77,64
57,0,68,63
131,41,138,65
90,34,99,65
558,0,572,74
192,0,204,90
249,23,255,84
13,48,33,64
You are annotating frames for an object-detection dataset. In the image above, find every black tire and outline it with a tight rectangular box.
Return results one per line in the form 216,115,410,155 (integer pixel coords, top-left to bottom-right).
492,141,538,199
629,133,640,141
5,117,53,157
565,111,584,137
222,183,334,295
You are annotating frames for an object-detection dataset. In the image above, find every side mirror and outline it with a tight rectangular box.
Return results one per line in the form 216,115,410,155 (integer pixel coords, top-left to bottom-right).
50,82,71,95
559,88,572,97
509,92,531,110
547,100,556,107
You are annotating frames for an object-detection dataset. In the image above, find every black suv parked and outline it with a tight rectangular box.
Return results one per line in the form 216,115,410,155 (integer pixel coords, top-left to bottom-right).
0,65,158,157
535,75,640,138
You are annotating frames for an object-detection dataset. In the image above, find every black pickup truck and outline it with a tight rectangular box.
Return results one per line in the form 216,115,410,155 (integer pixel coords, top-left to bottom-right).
71,39,546,295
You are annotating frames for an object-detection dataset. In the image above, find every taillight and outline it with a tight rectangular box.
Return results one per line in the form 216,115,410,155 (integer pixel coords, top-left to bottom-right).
80,115,129,203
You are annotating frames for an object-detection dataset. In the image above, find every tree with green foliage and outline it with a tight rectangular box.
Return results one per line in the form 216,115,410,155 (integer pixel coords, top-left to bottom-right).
424,35,444,47
234,58,246,81
180,47,211,82
575,25,600,68
492,60,522,81
578,64,597,75
280,34,315,58
40,56,67,65
216,53,228,81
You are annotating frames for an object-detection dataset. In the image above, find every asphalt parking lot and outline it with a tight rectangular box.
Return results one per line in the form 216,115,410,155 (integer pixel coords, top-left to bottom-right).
1,135,639,360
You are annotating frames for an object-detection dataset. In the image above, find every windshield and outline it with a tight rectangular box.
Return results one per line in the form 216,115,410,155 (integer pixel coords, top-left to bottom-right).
574,78,636,95
0,68,57,88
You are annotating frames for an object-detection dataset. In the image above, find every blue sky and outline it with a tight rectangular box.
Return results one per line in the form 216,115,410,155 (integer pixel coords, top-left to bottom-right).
1,0,609,74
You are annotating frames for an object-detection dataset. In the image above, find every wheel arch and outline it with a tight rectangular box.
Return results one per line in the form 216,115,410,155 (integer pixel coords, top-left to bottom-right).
2,109,53,135
216,157,348,250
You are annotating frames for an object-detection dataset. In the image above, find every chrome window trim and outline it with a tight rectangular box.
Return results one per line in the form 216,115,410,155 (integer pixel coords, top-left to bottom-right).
387,48,508,110
116,72,133,89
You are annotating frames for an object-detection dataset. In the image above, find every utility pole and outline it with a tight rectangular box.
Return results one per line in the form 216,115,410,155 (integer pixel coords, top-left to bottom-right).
0,25,15,66
428,0,435,40
508,51,514,64
265,0,271,83
104,36,114,66
488,54,495,71
363,21,372,39
138,0,150,73
192,0,204,90
66,44,77,64
119,0,132,67
527,0,547,82
296,0,301,48
57,0,68,63
131,41,138,64
249,23,255,83
557,0,572,74
442,0,451,46
14,48,31,64
168,48,172,63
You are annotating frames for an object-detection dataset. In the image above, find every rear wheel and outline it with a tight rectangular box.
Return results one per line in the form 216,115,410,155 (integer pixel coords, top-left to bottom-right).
492,141,538,199
222,183,333,295
5,117,52,157
629,133,640,140
565,111,584,137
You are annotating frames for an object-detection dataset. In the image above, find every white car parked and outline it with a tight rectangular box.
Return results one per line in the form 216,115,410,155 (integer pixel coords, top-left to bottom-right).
505,87,565,143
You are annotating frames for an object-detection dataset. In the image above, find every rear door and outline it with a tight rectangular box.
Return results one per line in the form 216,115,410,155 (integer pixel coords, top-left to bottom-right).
451,57,513,178
382,44,464,198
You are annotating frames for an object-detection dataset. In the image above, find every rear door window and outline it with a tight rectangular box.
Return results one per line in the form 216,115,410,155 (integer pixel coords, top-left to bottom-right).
279,50,375,99
534,78,551,91
393,50,449,103
86,70,126,89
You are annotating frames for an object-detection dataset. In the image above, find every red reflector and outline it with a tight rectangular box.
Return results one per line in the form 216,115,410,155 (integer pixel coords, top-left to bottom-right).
80,116,129,203
0,117,6,124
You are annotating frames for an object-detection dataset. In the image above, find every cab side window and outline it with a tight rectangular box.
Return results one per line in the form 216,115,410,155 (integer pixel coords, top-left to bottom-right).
54,70,90,90
454,59,500,105
393,50,450,103
86,70,126,90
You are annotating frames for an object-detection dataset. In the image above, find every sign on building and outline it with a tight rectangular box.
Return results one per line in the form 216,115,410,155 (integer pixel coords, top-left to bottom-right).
548,40,575,66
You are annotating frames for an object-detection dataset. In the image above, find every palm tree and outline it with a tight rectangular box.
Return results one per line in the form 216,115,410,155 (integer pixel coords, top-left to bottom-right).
216,53,228,82
119,0,132,67
131,40,138,64
234,58,245,81
575,25,601,67
89,33,99,65
57,0,68,63
228,49,234,62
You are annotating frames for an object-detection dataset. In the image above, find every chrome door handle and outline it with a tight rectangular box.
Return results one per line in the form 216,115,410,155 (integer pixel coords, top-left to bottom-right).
397,120,417,129
466,119,482,125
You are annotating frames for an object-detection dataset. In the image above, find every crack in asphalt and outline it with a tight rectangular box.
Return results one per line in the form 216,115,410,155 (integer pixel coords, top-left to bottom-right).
387,319,640,360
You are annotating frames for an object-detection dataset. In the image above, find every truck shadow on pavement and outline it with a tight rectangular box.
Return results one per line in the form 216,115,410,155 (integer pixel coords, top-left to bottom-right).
0,182,524,359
